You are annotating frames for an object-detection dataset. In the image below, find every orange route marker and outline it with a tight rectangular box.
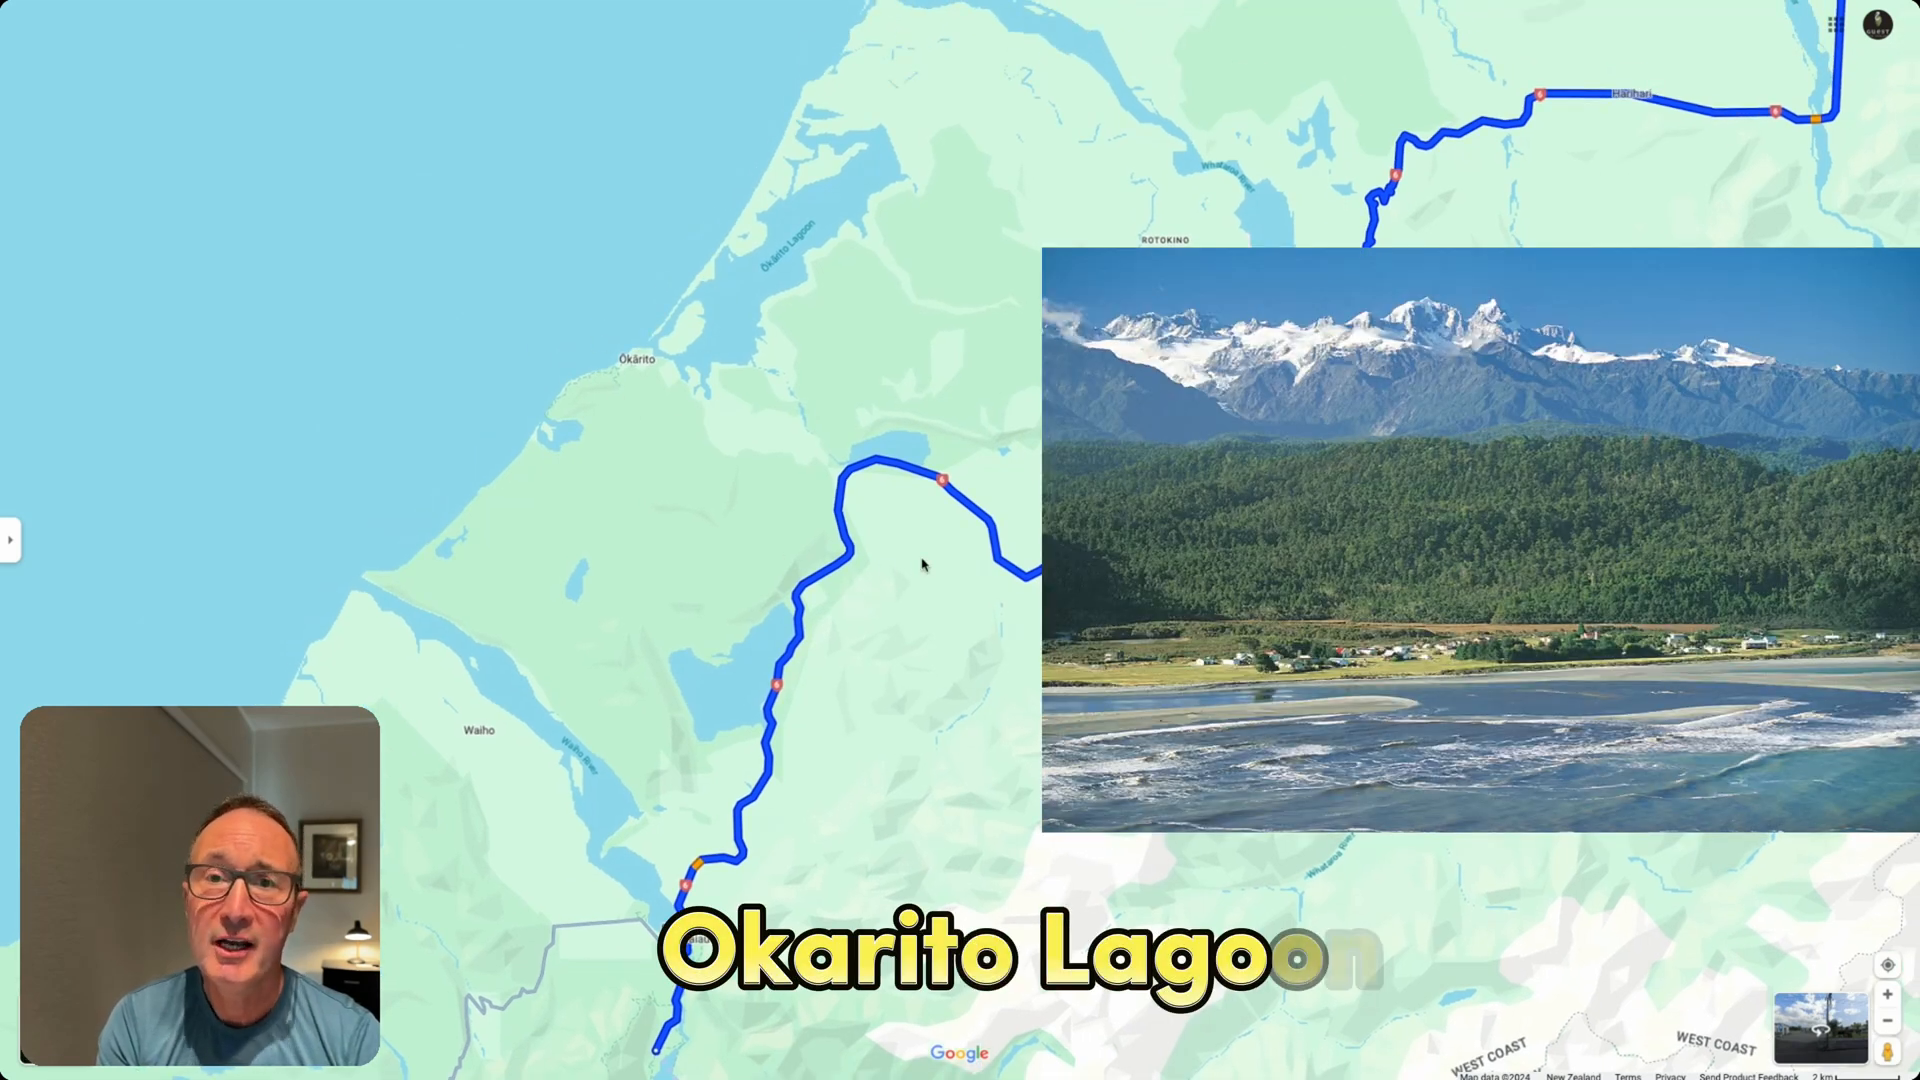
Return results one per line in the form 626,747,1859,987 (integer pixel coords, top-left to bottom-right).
1534,88,1547,102
1811,113,1823,124
691,857,705,870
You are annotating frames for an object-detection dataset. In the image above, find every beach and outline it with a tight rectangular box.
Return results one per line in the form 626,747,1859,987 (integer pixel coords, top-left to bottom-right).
1041,657,1920,832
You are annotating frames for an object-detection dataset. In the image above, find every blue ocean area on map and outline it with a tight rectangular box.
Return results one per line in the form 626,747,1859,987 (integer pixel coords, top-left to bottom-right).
850,430,932,465
363,588,673,923
564,558,590,602
669,605,795,740
538,418,584,450
0,0,866,940
667,124,905,386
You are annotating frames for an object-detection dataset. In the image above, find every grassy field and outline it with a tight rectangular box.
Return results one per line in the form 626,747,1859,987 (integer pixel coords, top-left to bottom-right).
1041,643,1861,687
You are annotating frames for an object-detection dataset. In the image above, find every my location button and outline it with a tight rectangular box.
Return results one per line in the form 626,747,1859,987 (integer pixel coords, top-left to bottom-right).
0,517,18,564
1877,950,1905,979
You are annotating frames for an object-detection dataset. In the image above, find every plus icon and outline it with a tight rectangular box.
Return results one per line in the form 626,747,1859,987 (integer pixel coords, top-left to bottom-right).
1884,986,1898,1001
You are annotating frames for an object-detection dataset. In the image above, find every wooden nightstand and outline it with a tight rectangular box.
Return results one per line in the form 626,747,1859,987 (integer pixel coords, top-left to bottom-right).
321,961,380,1019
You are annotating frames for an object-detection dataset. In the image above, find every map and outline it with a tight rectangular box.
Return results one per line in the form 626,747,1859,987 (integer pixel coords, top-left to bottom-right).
1,0,1915,1076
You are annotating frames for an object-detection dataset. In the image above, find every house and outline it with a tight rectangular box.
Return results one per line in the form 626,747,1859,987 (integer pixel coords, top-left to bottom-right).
1742,635,1778,650
1704,643,1728,654
1665,633,1690,649
1233,652,1257,664
1191,657,1212,666
1822,634,1843,642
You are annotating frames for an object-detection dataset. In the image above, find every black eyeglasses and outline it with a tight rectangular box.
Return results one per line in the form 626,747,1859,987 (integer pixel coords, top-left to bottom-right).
185,863,301,906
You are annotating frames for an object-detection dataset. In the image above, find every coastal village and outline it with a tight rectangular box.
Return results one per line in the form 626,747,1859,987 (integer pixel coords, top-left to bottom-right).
1041,623,1914,687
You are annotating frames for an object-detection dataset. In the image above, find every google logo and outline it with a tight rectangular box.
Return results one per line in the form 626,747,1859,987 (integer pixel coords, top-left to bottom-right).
930,1045,990,1063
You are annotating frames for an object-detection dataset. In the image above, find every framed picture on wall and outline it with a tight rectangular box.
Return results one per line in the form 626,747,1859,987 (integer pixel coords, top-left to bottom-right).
299,819,361,892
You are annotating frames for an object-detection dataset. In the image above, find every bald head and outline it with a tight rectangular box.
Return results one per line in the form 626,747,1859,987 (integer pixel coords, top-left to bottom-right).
189,794,299,863
190,808,301,875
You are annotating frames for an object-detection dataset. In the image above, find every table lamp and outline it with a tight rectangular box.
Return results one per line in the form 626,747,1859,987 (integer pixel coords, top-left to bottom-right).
344,919,373,966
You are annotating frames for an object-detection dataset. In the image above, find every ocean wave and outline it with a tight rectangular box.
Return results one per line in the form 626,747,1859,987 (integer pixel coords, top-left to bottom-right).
1381,715,1571,726
1044,691,1920,814
1041,756,1180,779
1057,713,1350,745
1829,726,1920,749
1668,699,1803,730
1233,744,1337,766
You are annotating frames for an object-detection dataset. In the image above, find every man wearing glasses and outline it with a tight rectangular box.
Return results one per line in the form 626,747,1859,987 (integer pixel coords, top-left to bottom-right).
95,794,379,1065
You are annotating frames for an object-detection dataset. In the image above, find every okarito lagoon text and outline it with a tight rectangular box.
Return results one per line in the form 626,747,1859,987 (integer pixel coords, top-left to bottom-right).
657,904,1379,1013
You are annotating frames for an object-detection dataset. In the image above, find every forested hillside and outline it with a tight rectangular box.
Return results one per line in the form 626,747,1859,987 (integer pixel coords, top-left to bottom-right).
1042,437,1920,631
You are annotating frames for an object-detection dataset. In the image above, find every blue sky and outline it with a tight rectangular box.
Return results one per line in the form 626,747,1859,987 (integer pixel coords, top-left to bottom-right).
1774,992,1867,1027
1042,248,1920,374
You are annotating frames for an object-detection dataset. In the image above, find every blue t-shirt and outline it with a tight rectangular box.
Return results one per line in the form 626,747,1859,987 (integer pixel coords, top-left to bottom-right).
97,965,379,1066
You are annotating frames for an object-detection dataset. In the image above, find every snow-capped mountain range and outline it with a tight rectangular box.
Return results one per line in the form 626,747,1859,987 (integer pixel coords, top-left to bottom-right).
1085,298,1781,393
1041,297,1920,445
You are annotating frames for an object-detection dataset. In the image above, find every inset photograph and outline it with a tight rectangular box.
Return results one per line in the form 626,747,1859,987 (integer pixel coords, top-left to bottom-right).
19,706,380,1066
1774,992,1869,1064
1040,247,1920,832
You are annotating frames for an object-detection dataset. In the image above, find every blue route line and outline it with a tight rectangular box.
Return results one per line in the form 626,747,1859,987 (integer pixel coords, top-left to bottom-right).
649,454,1042,1055
1362,0,1848,246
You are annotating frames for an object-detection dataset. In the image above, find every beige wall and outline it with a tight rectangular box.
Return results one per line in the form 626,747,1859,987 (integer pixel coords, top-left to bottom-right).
251,720,380,975
20,706,244,1066
175,706,253,779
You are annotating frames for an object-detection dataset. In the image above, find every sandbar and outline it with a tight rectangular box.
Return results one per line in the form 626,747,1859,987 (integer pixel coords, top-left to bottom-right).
1042,695,1419,737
